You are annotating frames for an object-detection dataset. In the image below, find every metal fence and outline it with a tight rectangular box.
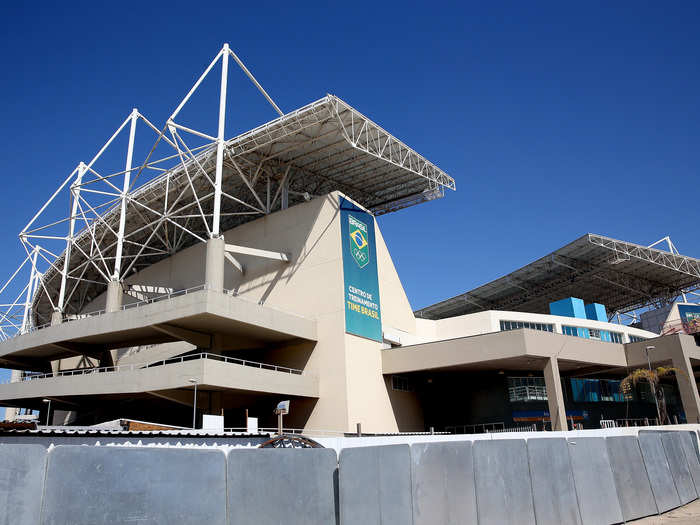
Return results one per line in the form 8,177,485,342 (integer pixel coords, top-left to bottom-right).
601,418,660,428
507,385,548,402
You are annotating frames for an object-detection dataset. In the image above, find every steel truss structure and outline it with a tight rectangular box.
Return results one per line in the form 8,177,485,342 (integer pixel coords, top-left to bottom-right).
0,44,454,334
416,233,700,322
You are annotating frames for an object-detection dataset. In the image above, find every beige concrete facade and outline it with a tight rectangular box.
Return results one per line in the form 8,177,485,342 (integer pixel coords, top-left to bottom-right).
1,191,699,432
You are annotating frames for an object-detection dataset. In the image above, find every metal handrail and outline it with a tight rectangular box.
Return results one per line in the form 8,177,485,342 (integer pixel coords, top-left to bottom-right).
120,284,208,311
224,427,348,437
3,352,302,384
508,385,548,402
445,422,506,434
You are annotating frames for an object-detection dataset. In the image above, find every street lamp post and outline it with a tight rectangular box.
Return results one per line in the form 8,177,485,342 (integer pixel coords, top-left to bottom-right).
42,398,51,426
188,378,198,429
645,345,662,425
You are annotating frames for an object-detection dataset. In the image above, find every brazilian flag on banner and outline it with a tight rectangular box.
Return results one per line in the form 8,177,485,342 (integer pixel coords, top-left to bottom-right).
340,196,382,342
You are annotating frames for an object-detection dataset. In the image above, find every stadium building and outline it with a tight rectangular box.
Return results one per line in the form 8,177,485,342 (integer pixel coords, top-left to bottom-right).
1,45,699,433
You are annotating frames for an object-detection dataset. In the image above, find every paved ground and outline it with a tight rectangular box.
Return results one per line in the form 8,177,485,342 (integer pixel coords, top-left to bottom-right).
635,499,700,524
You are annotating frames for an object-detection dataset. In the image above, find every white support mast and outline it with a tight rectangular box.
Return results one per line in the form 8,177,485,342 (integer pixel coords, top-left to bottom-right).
212,43,230,237
57,163,85,315
21,248,39,334
113,109,138,280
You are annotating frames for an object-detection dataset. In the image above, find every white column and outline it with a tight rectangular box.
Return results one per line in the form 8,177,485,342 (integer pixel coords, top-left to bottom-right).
57,163,85,313
205,237,225,292
211,44,229,237
105,280,123,313
21,248,39,334
113,109,138,281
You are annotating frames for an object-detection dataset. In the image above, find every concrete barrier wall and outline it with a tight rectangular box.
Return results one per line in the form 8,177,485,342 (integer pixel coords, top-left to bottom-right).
0,444,45,525
2,429,700,524
638,431,682,513
526,438,581,525
410,441,476,525
605,435,657,521
227,448,338,525
474,439,536,525
338,444,413,525
42,446,228,525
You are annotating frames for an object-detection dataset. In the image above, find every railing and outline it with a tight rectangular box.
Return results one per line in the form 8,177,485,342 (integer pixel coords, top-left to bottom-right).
490,424,538,433
12,284,213,338
120,284,208,311
224,427,348,437
508,385,548,402
445,422,506,434
1,352,302,384
601,417,660,428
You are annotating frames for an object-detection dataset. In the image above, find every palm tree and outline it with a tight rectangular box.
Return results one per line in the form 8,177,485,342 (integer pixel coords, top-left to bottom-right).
620,367,682,425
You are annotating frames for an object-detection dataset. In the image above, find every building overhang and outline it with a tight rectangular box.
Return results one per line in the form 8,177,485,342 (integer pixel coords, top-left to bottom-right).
0,354,319,407
382,329,628,375
0,289,316,370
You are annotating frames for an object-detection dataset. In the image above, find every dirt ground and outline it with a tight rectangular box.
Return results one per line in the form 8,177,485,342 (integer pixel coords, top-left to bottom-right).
634,499,700,524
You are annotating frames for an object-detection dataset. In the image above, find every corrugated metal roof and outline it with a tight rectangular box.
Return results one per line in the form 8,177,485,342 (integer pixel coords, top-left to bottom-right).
416,233,700,319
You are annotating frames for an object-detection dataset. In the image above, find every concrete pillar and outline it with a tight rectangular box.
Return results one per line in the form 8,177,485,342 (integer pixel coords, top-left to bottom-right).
543,357,568,431
99,349,115,368
51,310,62,326
205,237,225,292
105,280,123,313
671,352,700,424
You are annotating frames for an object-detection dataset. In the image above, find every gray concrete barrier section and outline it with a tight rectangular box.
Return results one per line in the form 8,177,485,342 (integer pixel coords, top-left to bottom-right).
227,448,338,525
605,435,657,521
638,432,681,513
526,438,581,525
410,441,476,525
566,437,623,525
339,444,413,525
661,431,698,505
679,431,700,492
41,446,227,525
473,439,535,525
0,444,46,525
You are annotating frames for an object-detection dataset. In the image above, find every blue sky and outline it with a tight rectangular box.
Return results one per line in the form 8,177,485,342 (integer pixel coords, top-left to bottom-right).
0,2,698,392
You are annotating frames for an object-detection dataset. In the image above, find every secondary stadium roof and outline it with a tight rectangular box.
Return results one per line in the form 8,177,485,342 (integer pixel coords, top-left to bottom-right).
415,234,700,320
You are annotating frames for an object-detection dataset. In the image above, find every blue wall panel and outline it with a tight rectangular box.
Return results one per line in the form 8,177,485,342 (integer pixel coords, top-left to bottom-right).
585,303,607,321
549,297,587,319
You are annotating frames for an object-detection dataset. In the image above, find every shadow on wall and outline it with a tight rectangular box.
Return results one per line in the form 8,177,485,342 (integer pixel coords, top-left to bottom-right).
225,193,340,309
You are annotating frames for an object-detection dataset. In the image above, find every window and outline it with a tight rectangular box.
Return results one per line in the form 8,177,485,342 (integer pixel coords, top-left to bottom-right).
391,375,414,392
629,335,647,343
500,320,554,333
507,376,548,402
571,378,624,403
609,332,624,344
562,326,625,344
562,325,581,337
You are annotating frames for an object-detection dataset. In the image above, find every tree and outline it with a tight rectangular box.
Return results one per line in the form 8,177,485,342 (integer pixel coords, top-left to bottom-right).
620,367,682,425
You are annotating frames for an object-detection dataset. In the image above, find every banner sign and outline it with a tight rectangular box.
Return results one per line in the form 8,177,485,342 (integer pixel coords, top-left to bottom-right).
678,305,700,335
340,197,382,342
